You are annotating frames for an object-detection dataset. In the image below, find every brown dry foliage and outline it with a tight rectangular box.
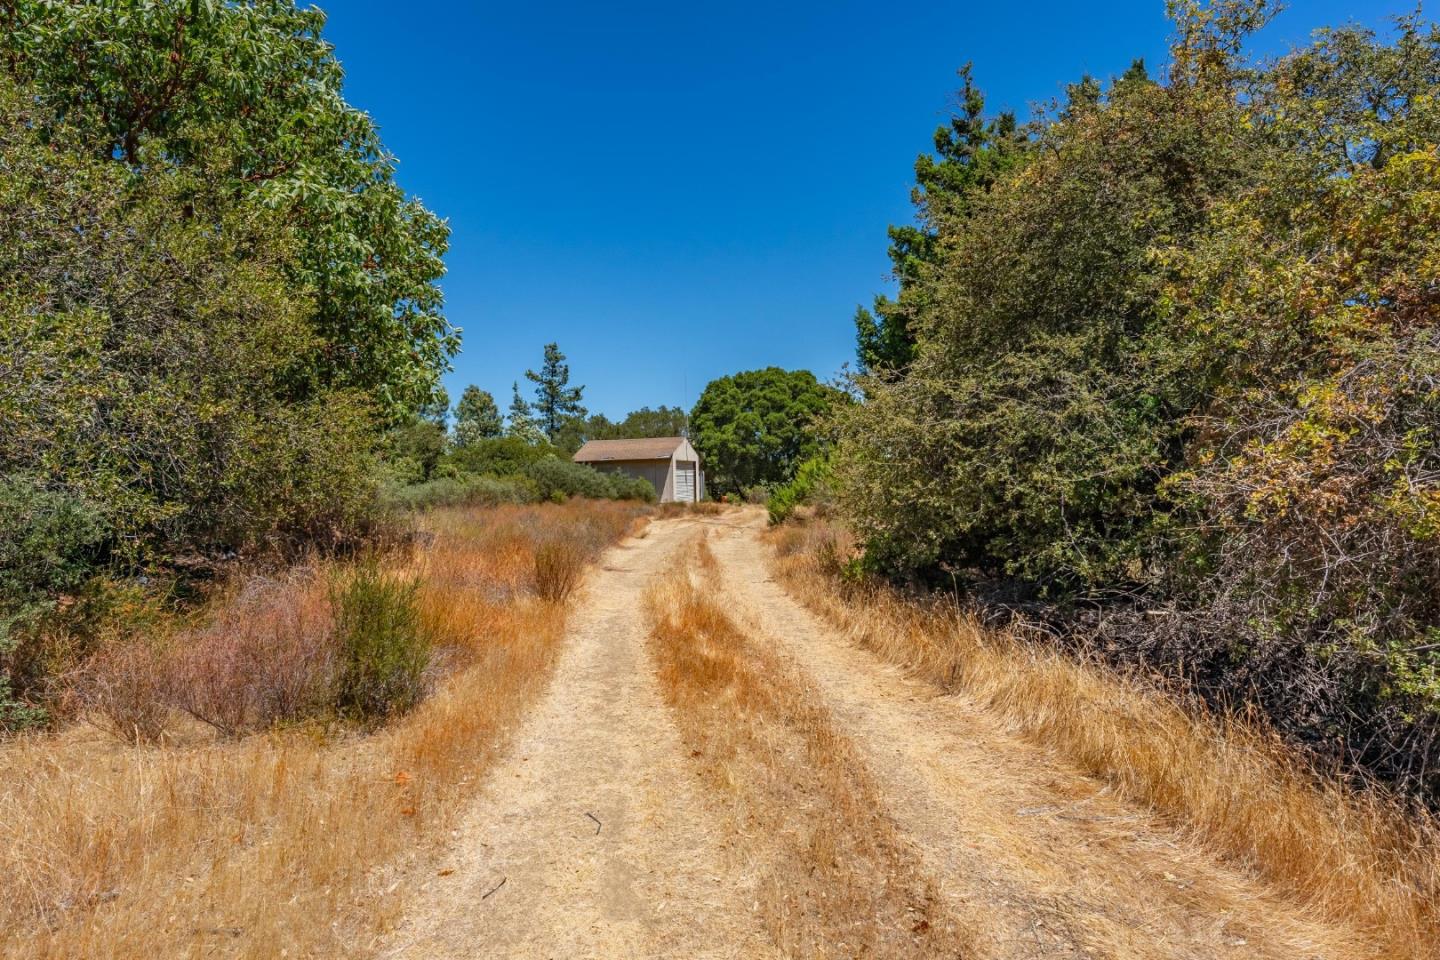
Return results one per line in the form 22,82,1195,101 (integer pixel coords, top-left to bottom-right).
0,499,647,959
646,537,967,957
768,519,1440,960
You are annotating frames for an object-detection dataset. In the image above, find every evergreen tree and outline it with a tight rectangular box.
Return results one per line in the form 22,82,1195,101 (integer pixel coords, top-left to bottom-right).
452,385,503,446
525,342,586,440
856,63,1029,373
506,381,544,443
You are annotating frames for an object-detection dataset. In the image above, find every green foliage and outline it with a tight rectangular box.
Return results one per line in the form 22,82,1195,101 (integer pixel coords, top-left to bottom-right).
690,368,846,496
856,63,1030,374
453,386,504,446
506,381,546,443
380,475,537,512
0,0,455,417
523,459,656,503
0,78,381,566
0,476,105,646
836,11,1254,588
333,565,430,724
767,455,835,525
836,1,1440,795
443,436,561,479
525,343,586,441
384,418,447,484
583,406,690,441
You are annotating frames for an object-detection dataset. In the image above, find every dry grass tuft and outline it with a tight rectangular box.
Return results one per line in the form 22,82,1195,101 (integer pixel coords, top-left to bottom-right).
532,540,586,602
768,518,1440,960
0,499,647,959
646,539,968,957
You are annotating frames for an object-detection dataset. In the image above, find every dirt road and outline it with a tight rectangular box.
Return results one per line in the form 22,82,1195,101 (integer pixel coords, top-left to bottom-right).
383,510,1374,959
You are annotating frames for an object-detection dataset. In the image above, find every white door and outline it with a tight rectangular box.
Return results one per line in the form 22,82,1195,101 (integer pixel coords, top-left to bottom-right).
674,460,696,502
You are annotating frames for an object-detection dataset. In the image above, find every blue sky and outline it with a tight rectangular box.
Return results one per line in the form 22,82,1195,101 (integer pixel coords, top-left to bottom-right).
320,1,1415,419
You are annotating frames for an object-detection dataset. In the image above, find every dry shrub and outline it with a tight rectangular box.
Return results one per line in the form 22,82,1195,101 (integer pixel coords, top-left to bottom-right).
768,517,1440,959
532,540,584,602
69,640,169,744
646,543,966,957
165,571,336,735
0,499,646,959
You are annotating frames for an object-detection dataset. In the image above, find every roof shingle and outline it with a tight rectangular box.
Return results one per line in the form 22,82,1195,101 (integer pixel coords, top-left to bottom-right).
572,437,687,462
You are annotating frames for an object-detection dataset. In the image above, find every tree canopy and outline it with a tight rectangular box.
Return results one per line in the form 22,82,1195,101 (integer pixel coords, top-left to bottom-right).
525,343,586,442
0,0,455,418
690,368,845,495
453,387,503,446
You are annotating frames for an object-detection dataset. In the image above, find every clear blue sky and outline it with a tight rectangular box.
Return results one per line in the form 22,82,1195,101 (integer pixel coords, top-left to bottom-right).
319,1,1413,420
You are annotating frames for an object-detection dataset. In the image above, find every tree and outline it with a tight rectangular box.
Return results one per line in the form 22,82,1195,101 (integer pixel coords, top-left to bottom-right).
0,0,455,418
855,64,1029,374
525,343,586,440
418,386,451,428
452,386,503,447
506,382,545,443
690,368,845,495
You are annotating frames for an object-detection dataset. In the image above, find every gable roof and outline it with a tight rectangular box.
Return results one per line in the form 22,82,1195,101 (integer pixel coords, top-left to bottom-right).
573,437,689,462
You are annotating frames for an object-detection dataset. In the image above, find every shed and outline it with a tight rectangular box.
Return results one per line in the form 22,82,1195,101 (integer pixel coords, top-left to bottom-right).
572,436,705,503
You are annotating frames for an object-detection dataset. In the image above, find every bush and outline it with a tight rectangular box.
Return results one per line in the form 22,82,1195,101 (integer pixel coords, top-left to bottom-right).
71,640,170,743
523,458,656,503
768,455,834,525
0,476,105,647
533,540,586,602
332,565,430,724
441,436,561,478
165,574,337,736
382,474,537,512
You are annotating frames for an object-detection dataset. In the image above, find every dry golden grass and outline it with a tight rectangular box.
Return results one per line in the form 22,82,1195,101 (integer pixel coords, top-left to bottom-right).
645,536,968,958
0,500,647,960
768,519,1440,960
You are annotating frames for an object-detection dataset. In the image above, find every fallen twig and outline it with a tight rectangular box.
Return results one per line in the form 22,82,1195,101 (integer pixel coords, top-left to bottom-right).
586,811,602,834
481,877,507,900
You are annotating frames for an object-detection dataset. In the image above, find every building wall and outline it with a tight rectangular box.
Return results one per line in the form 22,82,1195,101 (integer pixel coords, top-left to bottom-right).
581,439,706,502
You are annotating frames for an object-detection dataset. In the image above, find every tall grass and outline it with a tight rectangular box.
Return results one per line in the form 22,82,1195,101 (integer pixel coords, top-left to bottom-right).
646,538,967,957
769,519,1440,960
0,499,647,959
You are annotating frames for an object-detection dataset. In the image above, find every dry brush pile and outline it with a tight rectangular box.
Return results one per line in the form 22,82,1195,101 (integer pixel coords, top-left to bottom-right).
0,499,646,960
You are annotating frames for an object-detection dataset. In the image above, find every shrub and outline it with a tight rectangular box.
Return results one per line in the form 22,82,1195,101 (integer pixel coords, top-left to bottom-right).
71,640,170,743
533,540,586,602
768,455,834,525
381,474,537,512
523,457,656,503
0,476,105,647
441,436,561,478
332,565,430,724
165,574,336,736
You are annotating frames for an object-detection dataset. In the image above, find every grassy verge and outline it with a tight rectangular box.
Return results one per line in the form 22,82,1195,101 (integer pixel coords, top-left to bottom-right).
0,500,647,959
768,518,1440,960
645,536,967,958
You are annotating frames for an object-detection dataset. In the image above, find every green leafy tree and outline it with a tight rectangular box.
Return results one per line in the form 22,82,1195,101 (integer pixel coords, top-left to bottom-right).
0,0,455,417
506,382,546,443
452,386,503,447
690,368,845,495
418,386,450,428
525,343,586,440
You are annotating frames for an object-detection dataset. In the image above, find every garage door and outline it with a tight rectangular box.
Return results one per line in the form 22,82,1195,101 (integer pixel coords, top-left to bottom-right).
674,460,697,502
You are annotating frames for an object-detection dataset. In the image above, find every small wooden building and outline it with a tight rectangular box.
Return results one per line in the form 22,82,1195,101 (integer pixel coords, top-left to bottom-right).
572,437,705,503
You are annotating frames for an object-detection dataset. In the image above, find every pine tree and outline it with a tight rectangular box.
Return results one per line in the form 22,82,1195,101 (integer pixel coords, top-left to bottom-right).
524,342,586,440
506,381,544,443
452,385,503,446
